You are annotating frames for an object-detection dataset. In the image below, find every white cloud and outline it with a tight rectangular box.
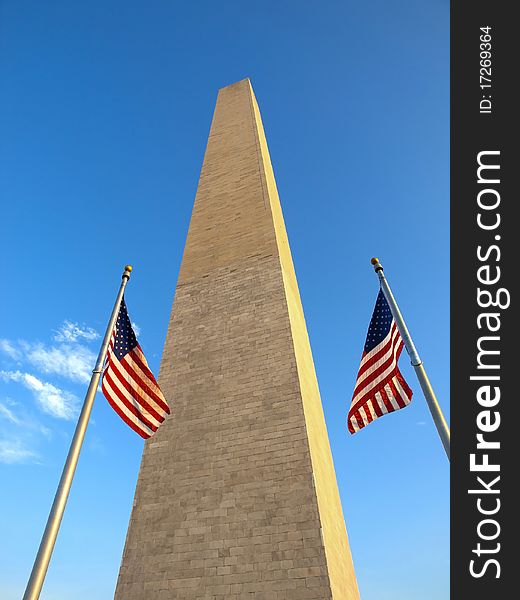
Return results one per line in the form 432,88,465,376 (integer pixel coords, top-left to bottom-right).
0,399,55,465
1,324,97,385
0,339,21,361
131,322,141,336
39,424,53,439
0,401,53,437
0,370,78,420
0,439,38,464
53,321,99,343
22,342,95,384
0,320,97,423
0,402,20,424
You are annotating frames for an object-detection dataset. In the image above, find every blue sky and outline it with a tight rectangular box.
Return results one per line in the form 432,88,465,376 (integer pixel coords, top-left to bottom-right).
0,1,449,598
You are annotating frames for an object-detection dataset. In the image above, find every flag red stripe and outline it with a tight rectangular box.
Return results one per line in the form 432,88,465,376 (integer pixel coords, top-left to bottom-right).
109,351,168,420
351,372,399,417
352,337,404,403
348,408,362,433
102,374,157,436
350,342,405,414
395,370,413,400
102,379,152,439
349,411,364,433
352,334,402,402
356,323,398,379
388,378,406,409
348,370,413,433
106,395,151,439
358,321,398,369
379,386,394,414
353,330,402,399
371,396,383,418
104,365,163,430
103,371,159,433
109,357,165,423
132,345,165,392
123,347,168,412
103,370,159,432
119,351,169,414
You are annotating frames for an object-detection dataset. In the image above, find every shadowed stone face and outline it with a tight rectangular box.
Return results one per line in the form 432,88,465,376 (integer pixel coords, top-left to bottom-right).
114,79,359,600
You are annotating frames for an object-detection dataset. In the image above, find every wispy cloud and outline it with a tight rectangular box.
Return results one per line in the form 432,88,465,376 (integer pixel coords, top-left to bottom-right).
0,339,21,361
0,371,78,420
0,403,52,438
0,401,21,424
0,439,38,464
131,322,141,336
1,336,96,384
0,320,97,430
53,321,99,343
0,323,95,465
22,342,95,384
0,398,55,465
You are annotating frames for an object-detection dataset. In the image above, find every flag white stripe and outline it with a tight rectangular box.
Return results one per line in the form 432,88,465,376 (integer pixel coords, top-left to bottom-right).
133,347,165,398
384,383,401,411
121,351,167,412
356,326,400,389
111,353,168,419
103,377,154,437
106,361,163,428
358,324,396,368
393,376,412,406
366,402,377,420
375,391,388,415
352,338,404,406
358,405,369,426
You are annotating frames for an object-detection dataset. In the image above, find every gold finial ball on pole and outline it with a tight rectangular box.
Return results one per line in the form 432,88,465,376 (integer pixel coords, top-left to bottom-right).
124,265,133,273
370,257,384,272
122,265,133,279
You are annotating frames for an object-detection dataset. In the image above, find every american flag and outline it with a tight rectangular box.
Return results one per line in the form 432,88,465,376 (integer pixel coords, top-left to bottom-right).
101,297,169,439
348,289,412,433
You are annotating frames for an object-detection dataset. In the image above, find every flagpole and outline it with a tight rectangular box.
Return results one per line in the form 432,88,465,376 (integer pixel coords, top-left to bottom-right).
22,265,133,600
370,258,450,460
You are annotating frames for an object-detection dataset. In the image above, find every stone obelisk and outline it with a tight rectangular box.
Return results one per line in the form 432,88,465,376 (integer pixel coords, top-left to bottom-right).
114,79,359,600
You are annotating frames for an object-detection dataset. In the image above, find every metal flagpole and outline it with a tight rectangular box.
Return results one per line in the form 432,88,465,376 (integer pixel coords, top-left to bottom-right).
22,265,133,600
370,258,450,460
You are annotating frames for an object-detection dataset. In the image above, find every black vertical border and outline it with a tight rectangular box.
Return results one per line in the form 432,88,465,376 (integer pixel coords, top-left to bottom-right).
451,2,515,597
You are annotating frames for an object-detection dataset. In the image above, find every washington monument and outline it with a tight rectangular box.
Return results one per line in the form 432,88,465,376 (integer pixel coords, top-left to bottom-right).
114,79,359,599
